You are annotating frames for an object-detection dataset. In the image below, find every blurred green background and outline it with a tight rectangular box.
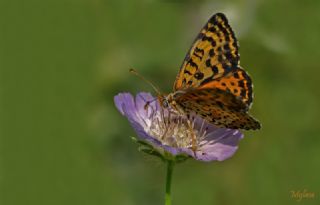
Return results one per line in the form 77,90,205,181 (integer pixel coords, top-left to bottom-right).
1,0,319,204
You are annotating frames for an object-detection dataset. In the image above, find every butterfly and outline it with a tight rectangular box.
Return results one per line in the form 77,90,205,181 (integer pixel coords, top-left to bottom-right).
161,12,261,130
133,13,260,130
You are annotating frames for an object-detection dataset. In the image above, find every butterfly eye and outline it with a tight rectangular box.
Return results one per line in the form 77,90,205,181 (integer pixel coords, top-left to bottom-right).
162,99,169,108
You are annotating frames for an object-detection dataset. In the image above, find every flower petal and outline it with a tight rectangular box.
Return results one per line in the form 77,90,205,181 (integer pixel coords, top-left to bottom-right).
196,129,243,161
114,93,139,121
135,92,157,119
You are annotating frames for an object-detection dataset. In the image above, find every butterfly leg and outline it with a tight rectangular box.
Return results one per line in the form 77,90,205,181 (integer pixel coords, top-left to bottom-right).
143,98,157,110
144,101,150,110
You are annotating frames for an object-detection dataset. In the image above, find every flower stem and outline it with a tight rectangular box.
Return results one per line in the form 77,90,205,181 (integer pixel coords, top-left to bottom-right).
165,160,174,205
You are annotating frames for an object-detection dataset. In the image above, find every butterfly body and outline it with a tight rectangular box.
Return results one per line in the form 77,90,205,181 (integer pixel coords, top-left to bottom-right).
161,13,261,130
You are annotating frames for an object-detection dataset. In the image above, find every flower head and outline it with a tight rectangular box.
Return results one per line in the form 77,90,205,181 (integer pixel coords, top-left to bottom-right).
114,92,243,162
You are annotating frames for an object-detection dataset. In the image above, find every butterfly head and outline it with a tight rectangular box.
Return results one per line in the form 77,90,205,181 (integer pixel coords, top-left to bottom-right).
158,92,185,115
158,95,170,108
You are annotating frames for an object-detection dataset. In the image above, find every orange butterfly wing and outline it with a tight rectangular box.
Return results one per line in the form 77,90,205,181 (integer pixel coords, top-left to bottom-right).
173,13,253,108
199,67,253,108
174,13,239,90
174,88,260,130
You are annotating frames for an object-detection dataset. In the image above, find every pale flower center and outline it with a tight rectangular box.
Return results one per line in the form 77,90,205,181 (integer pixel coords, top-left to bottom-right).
142,107,208,149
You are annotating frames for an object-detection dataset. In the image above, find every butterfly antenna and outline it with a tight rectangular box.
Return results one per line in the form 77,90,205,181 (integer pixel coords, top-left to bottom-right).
129,68,162,95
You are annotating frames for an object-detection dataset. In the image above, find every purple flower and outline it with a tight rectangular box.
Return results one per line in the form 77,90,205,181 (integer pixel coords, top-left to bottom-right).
114,92,244,162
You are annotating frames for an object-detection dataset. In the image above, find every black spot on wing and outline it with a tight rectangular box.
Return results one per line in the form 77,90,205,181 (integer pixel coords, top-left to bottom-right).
193,53,202,59
208,26,216,33
209,49,215,57
194,47,204,56
223,44,230,51
212,66,218,74
222,63,232,74
182,78,187,86
240,89,246,98
238,80,245,88
184,69,192,75
202,35,216,47
205,59,211,67
187,58,198,69
194,72,204,80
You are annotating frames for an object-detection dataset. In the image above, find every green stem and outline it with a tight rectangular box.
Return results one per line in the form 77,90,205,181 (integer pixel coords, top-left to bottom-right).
165,160,174,205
